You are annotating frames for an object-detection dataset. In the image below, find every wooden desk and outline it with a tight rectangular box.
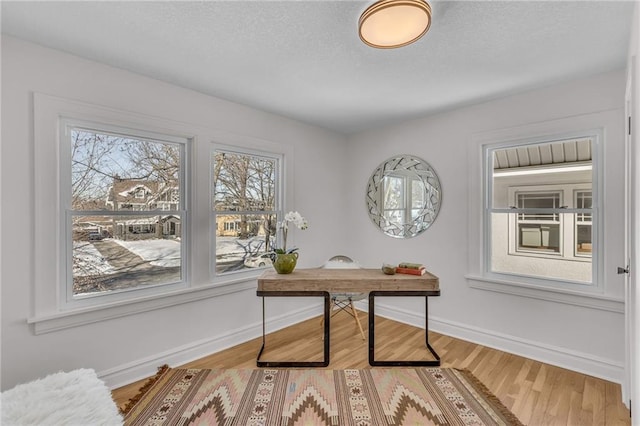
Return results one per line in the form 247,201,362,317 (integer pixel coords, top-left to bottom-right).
257,268,440,367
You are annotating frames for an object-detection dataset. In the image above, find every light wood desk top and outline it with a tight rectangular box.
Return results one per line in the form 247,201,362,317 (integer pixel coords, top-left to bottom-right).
257,268,439,293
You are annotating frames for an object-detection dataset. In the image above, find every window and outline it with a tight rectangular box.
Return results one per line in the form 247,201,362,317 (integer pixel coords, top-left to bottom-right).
515,192,561,253
212,148,281,275
32,94,291,333
488,136,597,286
64,122,187,303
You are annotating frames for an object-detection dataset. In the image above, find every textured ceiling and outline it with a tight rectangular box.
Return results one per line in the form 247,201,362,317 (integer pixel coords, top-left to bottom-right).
1,1,634,135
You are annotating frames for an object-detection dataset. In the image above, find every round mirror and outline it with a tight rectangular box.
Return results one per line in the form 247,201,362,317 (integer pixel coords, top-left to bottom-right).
366,155,442,238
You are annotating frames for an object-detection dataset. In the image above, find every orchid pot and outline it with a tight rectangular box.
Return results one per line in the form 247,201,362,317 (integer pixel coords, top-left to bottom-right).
273,252,299,274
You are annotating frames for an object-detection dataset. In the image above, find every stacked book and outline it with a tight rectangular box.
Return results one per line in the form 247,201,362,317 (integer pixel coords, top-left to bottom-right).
395,262,426,275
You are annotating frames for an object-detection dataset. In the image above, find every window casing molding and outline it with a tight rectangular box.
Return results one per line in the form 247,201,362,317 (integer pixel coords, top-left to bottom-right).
466,109,624,311
31,93,293,334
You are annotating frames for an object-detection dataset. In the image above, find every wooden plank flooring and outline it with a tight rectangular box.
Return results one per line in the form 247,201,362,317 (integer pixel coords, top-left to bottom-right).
112,311,631,425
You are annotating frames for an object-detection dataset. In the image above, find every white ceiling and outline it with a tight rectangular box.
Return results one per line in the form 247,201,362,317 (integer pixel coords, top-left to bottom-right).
1,1,634,135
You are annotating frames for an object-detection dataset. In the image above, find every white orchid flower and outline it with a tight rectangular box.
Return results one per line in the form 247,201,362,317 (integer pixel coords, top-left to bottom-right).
277,211,308,253
285,211,308,230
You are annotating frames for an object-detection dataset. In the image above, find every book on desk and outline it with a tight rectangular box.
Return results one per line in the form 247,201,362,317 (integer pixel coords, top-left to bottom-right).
396,262,426,275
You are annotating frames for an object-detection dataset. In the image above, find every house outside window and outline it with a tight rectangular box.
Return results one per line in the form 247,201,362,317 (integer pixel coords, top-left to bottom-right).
212,148,281,275
515,191,561,253
66,122,186,303
575,190,592,257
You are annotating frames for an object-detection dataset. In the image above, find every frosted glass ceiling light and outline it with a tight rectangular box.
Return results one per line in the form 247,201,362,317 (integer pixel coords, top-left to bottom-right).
359,0,432,49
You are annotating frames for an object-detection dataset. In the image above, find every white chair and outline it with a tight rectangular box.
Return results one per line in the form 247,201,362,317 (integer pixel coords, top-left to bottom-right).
321,255,366,340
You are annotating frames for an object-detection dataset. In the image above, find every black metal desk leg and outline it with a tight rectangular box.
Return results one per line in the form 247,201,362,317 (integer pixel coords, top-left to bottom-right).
368,291,441,367
368,292,376,366
424,296,440,364
256,296,267,363
256,291,330,368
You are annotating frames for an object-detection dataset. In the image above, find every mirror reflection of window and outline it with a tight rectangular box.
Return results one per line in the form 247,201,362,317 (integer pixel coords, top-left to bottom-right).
411,179,426,220
382,172,426,226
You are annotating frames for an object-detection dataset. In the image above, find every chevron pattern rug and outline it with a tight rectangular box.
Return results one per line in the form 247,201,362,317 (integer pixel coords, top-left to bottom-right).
123,366,523,425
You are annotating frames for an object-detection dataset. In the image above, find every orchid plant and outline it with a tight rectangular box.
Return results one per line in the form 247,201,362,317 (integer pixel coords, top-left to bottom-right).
275,211,308,254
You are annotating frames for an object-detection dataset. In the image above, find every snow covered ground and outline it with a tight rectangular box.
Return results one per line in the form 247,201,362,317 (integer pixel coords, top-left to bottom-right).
73,236,268,277
73,241,117,276
113,239,181,267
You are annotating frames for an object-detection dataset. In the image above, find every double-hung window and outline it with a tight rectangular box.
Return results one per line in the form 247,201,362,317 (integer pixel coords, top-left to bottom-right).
33,95,292,332
212,147,281,275
487,136,598,287
63,121,187,306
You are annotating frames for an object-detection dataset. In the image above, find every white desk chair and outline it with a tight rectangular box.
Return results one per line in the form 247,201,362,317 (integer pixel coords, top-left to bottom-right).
321,255,366,341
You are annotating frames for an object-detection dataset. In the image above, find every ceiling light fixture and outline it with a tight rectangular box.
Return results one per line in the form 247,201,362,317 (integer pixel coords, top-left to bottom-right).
359,0,432,49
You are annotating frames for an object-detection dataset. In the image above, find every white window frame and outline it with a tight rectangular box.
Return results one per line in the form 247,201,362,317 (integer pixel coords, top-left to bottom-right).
59,118,189,310
29,94,290,334
31,94,261,334
211,144,283,280
467,126,609,296
466,111,625,313
486,136,600,292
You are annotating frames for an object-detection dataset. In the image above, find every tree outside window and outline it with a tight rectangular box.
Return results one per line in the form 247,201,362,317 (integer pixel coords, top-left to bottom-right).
212,149,280,274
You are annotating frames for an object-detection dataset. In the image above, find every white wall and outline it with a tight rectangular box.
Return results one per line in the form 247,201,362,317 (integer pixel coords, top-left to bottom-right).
0,34,631,392
346,70,627,384
0,36,348,390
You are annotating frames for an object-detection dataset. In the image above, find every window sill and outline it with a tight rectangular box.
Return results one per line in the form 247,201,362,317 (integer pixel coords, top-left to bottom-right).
465,274,624,313
28,277,257,335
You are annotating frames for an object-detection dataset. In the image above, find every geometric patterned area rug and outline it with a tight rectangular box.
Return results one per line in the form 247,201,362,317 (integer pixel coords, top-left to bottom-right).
123,366,524,425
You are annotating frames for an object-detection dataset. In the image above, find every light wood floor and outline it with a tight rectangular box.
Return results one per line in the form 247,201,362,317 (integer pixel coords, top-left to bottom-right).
113,311,631,425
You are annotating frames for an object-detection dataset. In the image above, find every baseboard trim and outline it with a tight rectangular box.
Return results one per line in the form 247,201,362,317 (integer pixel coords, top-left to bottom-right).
99,303,323,389
373,302,625,385
101,300,624,390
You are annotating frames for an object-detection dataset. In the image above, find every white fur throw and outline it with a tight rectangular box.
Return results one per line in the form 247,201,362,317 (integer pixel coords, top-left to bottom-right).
1,368,123,426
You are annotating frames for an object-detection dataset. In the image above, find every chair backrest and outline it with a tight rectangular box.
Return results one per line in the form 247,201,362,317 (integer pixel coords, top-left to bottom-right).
322,255,360,269
322,255,365,301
